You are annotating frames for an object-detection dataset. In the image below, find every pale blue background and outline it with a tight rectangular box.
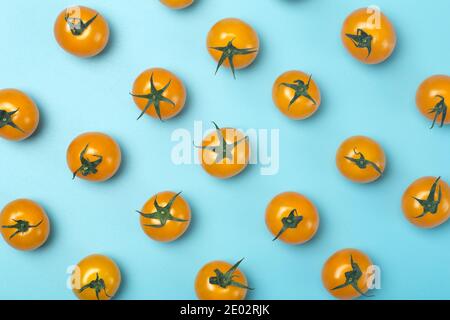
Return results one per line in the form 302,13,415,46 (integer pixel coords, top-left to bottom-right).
0,0,449,300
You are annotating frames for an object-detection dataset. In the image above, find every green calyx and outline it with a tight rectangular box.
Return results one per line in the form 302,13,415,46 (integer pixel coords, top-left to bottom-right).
210,39,258,79
209,258,253,290
279,74,316,109
79,273,111,300
194,121,248,163
344,148,383,175
332,255,373,297
273,209,303,241
72,144,103,180
414,176,441,218
346,28,373,58
0,109,24,133
2,219,43,239
428,95,447,129
137,191,188,228
130,73,175,121
65,12,98,36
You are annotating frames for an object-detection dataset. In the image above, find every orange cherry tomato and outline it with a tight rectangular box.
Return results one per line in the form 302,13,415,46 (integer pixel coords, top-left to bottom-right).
138,191,191,242
322,248,374,300
265,192,319,244
196,122,250,179
71,254,121,300
54,6,109,58
67,132,121,182
416,75,450,129
195,259,252,300
272,71,321,120
402,176,450,229
131,68,186,121
207,18,259,78
0,199,50,251
160,0,194,9
0,89,39,141
341,7,396,64
336,136,386,183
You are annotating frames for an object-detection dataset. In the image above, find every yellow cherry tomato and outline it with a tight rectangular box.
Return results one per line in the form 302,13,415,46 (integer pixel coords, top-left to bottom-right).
67,132,121,182
336,136,386,183
195,259,252,300
138,191,191,242
402,176,450,229
416,75,450,129
0,89,39,141
71,254,121,300
160,0,194,9
207,18,259,78
322,248,374,300
341,7,396,64
272,71,321,120
265,192,319,244
0,199,50,251
131,68,186,121
196,122,250,179
54,6,109,57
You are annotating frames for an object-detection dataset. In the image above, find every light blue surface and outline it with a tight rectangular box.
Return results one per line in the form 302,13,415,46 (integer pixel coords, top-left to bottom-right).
0,0,449,300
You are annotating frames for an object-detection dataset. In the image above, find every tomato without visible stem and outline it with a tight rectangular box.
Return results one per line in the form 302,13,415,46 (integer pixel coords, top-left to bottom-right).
402,176,450,229
54,6,109,58
341,7,396,64
272,71,321,120
416,75,450,129
67,132,121,182
336,136,386,183
138,191,191,242
160,0,194,9
207,18,259,79
322,248,374,300
196,122,250,179
71,254,121,300
131,68,186,121
0,199,50,251
265,192,319,244
195,259,252,300
0,89,39,141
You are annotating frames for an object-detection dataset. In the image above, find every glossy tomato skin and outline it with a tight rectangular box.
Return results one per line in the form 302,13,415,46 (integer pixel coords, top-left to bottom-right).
322,248,373,300
198,127,250,179
67,132,121,182
341,7,396,64
272,71,321,120
71,254,121,300
402,176,450,228
336,136,386,183
0,199,50,251
207,18,259,70
416,75,450,127
160,0,194,9
195,261,248,300
139,191,191,242
265,192,319,244
131,68,186,121
54,6,109,58
0,89,39,141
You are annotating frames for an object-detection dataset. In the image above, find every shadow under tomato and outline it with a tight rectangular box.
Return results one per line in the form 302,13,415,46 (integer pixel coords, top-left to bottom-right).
97,134,129,185
16,91,46,143
170,0,201,12
83,10,117,61
244,273,256,300
109,254,127,301
236,35,265,79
